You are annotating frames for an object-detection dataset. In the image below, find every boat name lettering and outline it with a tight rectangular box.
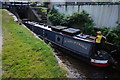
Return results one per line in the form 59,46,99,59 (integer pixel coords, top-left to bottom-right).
64,40,88,50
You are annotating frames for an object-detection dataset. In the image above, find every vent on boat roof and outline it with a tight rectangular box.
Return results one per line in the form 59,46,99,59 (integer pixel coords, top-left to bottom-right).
62,28,80,36
51,26,67,32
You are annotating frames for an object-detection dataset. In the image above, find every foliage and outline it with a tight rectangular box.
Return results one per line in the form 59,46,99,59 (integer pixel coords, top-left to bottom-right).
47,9,64,26
30,6,48,15
100,25,120,53
48,8,59,15
48,9,95,31
100,26,120,45
1,10,66,78
60,11,94,27
80,10,93,24
112,23,120,45
82,22,95,36
41,9,47,14
60,15,70,26
79,11,95,35
41,2,50,7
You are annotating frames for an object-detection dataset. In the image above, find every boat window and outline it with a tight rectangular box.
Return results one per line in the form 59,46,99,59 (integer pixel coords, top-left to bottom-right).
57,37,60,42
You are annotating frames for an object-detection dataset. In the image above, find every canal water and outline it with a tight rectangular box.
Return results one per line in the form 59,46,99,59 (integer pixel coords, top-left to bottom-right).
53,45,120,79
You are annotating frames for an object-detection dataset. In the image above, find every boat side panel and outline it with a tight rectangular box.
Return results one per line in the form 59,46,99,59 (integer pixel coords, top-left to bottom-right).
55,34,64,45
33,26,43,37
24,23,44,37
44,30,56,42
24,23,93,58
24,23,33,31
42,28,93,58
63,36,93,57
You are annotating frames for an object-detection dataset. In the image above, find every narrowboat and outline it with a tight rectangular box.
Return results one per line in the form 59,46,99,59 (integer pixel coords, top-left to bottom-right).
24,21,116,67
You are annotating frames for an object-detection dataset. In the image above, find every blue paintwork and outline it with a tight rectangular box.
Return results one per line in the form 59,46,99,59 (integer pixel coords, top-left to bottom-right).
44,30,56,42
63,36,93,57
55,34,64,44
24,23,94,58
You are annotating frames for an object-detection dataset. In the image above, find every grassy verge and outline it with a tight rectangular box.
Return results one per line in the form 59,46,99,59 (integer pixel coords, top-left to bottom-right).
1,9,66,78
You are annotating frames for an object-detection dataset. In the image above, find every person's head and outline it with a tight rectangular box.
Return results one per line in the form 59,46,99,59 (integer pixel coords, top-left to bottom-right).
97,31,101,35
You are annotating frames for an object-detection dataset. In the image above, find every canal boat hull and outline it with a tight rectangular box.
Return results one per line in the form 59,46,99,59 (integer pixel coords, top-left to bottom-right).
24,22,113,67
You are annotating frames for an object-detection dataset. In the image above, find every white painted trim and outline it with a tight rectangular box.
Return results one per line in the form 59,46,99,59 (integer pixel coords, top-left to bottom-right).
91,59,108,64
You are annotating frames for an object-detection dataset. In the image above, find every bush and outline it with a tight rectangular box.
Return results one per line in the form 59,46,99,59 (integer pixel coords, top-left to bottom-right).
48,13,64,26
39,2,50,7
81,11,95,35
48,8,59,15
61,12,89,26
60,15,70,26
100,26,120,45
48,9,95,31
112,23,120,45
82,22,95,36
60,10,94,28
47,9,64,26
99,25,120,54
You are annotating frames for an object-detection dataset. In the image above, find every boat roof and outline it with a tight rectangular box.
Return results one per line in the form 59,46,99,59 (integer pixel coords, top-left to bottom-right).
51,26,67,31
62,28,80,34
25,21,95,43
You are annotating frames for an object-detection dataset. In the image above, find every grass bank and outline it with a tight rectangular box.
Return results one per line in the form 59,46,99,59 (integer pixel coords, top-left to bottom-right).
1,9,66,78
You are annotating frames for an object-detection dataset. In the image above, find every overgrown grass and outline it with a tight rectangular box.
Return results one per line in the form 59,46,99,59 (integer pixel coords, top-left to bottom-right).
1,10,66,78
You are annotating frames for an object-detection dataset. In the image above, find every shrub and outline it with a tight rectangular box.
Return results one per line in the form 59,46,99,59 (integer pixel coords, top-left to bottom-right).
81,11,96,35
82,22,95,36
47,9,64,26
99,25,120,54
48,13,64,26
60,10,95,28
39,2,50,7
48,9,95,31
100,25,120,45
48,8,59,15
112,23,120,45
